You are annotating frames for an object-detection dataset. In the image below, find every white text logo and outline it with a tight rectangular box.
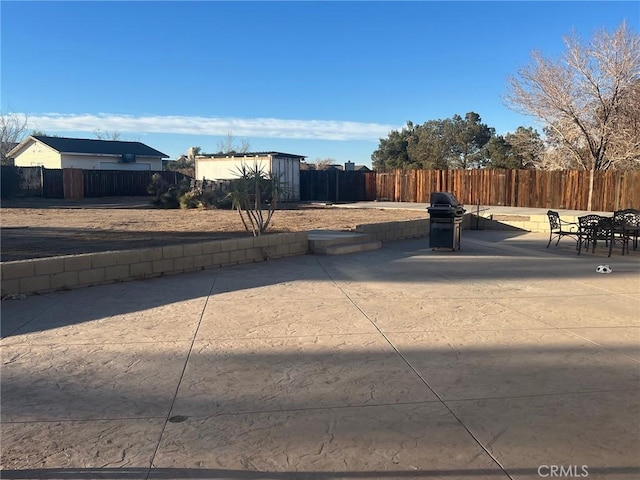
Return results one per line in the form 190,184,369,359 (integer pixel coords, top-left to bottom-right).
538,465,589,477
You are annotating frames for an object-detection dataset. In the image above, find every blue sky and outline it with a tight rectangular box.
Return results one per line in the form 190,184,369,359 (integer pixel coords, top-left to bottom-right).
2,1,638,166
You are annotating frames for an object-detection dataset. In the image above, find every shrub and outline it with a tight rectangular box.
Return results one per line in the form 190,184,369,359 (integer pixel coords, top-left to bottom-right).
147,175,232,210
148,174,190,209
227,163,288,236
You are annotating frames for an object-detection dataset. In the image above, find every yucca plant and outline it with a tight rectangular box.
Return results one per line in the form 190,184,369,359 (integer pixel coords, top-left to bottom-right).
227,162,287,236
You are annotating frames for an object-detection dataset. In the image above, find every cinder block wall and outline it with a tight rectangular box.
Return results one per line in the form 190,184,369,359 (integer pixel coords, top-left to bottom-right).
464,214,574,232
1,215,563,297
354,218,430,242
1,232,308,297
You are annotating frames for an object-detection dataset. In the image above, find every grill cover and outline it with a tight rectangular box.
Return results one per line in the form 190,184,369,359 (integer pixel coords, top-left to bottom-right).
430,192,460,207
427,205,466,216
428,192,465,217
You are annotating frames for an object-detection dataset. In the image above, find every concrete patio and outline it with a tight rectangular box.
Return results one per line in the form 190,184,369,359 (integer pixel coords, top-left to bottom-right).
1,230,639,480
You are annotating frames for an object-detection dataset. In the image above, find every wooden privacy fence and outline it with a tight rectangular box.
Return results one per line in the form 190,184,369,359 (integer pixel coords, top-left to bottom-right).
82,170,191,198
1,166,50,197
4,166,638,211
42,168,64,198
3,167,192,199
376,169,640,212
0,167,64,198
300,170,376,202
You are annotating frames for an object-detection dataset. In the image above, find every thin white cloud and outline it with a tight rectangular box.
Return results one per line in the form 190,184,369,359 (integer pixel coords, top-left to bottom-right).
26,113,398,141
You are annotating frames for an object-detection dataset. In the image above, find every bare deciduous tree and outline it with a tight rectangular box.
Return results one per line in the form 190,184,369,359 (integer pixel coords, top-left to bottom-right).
94,129,121,140
217,131,250,154
606,80,640,170
506,22,640,209
299,161,315,170
506,22,640,174
1,112,29,164
314,158,336,170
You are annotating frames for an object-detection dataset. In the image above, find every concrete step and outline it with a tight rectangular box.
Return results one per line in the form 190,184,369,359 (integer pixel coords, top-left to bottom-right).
316,240,383,256
308,230,384,255
308,230,372,253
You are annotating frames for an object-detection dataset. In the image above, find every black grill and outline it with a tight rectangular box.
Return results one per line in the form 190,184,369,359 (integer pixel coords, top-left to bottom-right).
427,192,465,251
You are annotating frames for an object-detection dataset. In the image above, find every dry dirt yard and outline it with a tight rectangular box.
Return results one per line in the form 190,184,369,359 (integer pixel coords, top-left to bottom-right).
1,197,427,262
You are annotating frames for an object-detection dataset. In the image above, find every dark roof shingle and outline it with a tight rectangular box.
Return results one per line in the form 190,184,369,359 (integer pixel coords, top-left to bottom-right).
32,136,168,158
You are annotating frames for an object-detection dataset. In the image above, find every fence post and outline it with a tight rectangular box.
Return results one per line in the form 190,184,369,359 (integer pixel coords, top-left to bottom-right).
614,172,622,211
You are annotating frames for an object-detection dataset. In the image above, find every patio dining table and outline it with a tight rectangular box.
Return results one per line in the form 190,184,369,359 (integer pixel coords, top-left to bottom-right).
577,209,640,257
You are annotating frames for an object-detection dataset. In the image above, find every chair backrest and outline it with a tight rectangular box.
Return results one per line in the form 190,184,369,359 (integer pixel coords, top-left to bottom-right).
578,214,605,229
614,209,640,228
597,216,612,233
579,215,612,240
547,210,561,230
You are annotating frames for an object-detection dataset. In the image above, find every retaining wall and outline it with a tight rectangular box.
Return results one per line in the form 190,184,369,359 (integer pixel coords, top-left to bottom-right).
0,215,557,297
1,232,308,297
354,218,430,242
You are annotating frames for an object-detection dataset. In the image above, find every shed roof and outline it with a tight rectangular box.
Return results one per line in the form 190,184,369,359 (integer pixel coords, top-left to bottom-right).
11,136,169,158
204,151,306,160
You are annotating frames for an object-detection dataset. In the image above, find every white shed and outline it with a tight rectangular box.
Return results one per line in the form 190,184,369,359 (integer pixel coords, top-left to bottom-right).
195,151,304,201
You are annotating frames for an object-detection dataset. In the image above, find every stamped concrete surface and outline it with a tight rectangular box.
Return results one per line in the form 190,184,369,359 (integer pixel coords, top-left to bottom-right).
1,230,639,480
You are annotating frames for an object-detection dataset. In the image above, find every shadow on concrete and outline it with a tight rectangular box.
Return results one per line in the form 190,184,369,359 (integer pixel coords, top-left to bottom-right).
0,196,150,210
1,196,313,211
2,466,640,479
2,346,638,419
465,214,530,232
1,343,638,476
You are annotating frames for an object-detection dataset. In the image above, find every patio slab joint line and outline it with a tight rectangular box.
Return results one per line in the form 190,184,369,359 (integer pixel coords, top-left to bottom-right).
491,298,640,365
3,296,64,338
313,256,516,480
145,273,219,480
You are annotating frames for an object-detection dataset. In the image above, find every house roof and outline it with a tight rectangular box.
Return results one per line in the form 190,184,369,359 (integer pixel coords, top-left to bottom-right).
4,142,19,153
9,136,169,158
204,151,306,160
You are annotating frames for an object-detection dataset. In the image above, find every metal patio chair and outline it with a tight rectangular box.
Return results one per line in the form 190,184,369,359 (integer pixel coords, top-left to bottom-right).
577,214,612,256
610,209,640,256
546,210,580,249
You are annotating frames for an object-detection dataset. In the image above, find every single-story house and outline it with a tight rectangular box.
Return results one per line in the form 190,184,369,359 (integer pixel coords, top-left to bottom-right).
343,161,372,172
325,164,344,171
325,162,372,172
8,135,168,171
195,151,305,201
